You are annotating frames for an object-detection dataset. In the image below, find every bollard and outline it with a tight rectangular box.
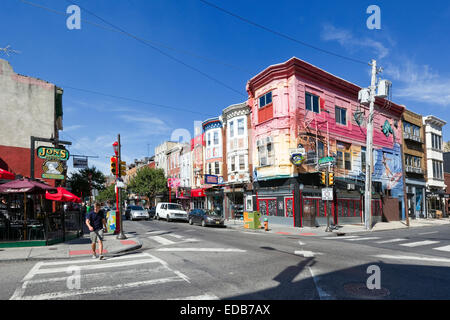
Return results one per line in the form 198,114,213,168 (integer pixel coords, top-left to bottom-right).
264,218,269,231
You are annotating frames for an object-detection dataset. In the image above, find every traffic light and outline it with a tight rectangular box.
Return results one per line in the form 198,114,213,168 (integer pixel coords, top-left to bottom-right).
328,172,334,186
119,161,127,177
320,172,326,185
110,156,117,175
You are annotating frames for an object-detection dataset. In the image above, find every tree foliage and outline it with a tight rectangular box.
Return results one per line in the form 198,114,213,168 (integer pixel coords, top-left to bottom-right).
96,184,116,204
67,167,106,199
127,167,167,202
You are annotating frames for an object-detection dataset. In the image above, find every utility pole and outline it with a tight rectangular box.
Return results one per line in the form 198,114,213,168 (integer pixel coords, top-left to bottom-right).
364,60,378,230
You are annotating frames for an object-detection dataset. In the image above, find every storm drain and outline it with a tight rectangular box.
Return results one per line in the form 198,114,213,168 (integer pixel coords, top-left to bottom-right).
343,283,390,299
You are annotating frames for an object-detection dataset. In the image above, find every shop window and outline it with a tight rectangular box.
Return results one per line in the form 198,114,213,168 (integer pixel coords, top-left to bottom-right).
285,198,293,217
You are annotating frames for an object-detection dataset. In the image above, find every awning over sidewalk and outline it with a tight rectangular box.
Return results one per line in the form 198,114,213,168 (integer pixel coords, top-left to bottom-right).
0,168,15,181
191,188,206,197
45,187,82,203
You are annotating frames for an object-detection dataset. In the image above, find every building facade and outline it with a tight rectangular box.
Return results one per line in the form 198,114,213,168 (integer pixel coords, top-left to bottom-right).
0,59,64,185
402,110,427,218
423,115,447,217
247,57,405,227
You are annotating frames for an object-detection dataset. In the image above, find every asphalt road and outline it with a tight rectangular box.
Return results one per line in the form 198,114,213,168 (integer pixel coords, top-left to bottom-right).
2,219,450,300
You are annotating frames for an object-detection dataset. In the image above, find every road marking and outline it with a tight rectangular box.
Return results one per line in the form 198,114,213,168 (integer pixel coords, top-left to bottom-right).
323,236,359,240
14,277,185,300
149,235,176,245
173,293,219,300
156,248,246,253
400,240,440,247
374,254,450,264
418,231,439,235
308,266,333,300
298,241,306,246
433,245,450,252
375,238,407,244
170,234,185,239
39,253,151,267
294,250,322,258
345,237,381,241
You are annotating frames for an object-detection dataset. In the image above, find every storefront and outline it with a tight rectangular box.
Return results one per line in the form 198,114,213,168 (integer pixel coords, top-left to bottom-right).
205,186,224,217
405,179,426,218
191,188,206,210
426,189,446,218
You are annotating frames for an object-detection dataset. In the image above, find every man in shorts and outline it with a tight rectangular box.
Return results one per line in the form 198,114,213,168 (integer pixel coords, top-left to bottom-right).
86,203,107,260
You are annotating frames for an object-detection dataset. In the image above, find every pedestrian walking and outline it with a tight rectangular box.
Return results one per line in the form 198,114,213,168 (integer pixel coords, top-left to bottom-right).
85,202,107,260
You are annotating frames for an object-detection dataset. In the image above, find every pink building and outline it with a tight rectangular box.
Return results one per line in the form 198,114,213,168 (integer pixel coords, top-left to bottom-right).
247,57,405,227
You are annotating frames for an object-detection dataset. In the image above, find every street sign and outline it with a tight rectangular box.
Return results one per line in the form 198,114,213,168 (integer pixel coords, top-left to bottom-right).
319,157,335,165
73,156,88,168
322,188,333,201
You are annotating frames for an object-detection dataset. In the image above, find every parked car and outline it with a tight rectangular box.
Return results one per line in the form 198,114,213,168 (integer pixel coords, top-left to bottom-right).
125,205,149,221
188,209,225,227
148,207,156,219
155,203,188,222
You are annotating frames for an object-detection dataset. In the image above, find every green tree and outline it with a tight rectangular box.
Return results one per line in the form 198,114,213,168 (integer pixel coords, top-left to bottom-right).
67,167,106,200
127,167,167,204
96,184,116,204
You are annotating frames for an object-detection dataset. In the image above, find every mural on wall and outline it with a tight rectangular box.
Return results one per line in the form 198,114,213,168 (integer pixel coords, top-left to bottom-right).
373,143,403,197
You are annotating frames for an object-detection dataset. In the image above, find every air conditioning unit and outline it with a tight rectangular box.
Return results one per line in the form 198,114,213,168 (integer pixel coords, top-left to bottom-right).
358,88,370,105
376,80,392,98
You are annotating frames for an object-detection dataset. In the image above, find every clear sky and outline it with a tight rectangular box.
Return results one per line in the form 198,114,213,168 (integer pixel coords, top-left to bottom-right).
1,0,450,175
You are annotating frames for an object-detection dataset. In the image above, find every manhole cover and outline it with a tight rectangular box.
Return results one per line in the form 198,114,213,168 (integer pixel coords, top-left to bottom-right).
344,283,390,299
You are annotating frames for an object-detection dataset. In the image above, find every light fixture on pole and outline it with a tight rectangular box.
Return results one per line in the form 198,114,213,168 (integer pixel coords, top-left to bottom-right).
113,141,119,156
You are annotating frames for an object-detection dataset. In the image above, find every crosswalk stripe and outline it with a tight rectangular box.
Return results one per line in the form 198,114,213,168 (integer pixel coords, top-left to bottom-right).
173,293,219,300
294,250,321,257
433,245,450,252
345,237,380,241
323,236,358,240
157,248,246,253
374,254,450,264
400,240,440,247
38,253,151,267
149,235,176,245
170,234,185,239
34,258,160,275
15,276,185,300
376,238,407,244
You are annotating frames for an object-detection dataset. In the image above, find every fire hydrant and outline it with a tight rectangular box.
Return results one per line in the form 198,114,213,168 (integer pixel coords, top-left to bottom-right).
264,218,269,231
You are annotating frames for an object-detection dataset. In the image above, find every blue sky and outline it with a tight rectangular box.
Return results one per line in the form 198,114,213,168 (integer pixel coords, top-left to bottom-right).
2,0,450,175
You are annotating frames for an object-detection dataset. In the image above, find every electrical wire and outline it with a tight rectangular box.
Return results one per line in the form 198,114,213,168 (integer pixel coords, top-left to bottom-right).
199,0,369,66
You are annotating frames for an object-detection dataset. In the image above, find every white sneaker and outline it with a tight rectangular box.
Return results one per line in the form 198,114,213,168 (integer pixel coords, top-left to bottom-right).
92,254,97,259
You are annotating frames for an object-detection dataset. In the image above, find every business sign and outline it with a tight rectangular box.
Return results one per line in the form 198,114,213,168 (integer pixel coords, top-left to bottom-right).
205,174,219,184
289,148,306,166
73,157,88,169
167,178,181,188
319,157,335,166
37,146,70,161
42,160,65,180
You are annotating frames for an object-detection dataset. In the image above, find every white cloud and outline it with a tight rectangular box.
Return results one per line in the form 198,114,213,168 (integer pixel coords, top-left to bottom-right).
64,124,85,132
321,24,389,59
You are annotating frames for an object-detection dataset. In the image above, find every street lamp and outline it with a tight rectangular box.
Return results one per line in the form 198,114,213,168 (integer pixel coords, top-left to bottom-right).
113,141,119,156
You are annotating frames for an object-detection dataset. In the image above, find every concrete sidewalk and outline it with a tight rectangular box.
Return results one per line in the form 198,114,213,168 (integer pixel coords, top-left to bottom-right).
224,217,450,237
0,231,143,262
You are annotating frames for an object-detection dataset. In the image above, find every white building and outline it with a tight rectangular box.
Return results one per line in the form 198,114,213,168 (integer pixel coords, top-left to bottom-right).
423,115,447,217
154,141,179,177
180,144,192,188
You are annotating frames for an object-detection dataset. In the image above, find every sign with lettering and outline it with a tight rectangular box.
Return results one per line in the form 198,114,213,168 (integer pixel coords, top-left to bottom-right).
205,174,219,184
37,146,70,161
73,157,88,168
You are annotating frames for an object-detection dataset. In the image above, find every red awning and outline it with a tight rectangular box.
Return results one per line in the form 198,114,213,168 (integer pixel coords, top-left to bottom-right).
191,188,206,197
45,187,82,203
0,168,15,180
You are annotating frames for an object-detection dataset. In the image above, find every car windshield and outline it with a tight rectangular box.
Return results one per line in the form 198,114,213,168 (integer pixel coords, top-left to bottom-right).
168,204,182,210
129,206,144,210
205,210,220,216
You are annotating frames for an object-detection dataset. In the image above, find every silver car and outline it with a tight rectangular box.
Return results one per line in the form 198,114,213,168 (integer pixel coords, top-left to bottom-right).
125,205,149,221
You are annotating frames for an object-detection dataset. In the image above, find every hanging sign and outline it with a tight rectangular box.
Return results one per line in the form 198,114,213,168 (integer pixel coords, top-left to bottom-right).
73,157,88,168
37,146,70,161
42,160,65,180
289,148,306,166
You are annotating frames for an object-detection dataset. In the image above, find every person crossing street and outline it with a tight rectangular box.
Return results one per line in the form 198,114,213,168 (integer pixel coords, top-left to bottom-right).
86,202,108,260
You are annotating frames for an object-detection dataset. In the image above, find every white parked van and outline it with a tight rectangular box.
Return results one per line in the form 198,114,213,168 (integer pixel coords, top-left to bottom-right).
155,203,188,222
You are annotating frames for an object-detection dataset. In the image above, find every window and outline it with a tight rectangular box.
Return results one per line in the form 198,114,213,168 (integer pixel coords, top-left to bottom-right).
259,91,272,108
337,151,343,168
215,162,220,175
213,131,219,145
335,106,347,125
433,160,443,179
361,147,366,172
318,141,324,159
239,155,245,170
258,142,274,166
237,118,245,135
208,163,212,175
229,121,234,138
345,152,352,170
336,142,351,170
230,156,235,172
305,92,320,113
207,133,211,146
432,133,442,150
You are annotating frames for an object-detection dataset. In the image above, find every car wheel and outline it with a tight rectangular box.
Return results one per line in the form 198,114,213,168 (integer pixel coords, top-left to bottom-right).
167,216,171,222
156,214,160,221
189,218,193,225
201,219,206,227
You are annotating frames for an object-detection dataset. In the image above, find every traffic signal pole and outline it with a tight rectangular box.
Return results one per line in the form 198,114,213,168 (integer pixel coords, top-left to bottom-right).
117,134,127,240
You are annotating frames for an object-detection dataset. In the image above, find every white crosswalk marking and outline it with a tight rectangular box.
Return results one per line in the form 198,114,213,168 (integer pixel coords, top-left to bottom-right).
376,238,407,244
345,237,380,241
433,245,450,252
400,240,440,247
9,253,199,300
323,236,358,240
149,235,176,245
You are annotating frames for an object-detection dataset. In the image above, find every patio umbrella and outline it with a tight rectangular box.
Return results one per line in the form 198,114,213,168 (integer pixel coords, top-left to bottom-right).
45,187,82,203
0,179,56,194
0,168,15,180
